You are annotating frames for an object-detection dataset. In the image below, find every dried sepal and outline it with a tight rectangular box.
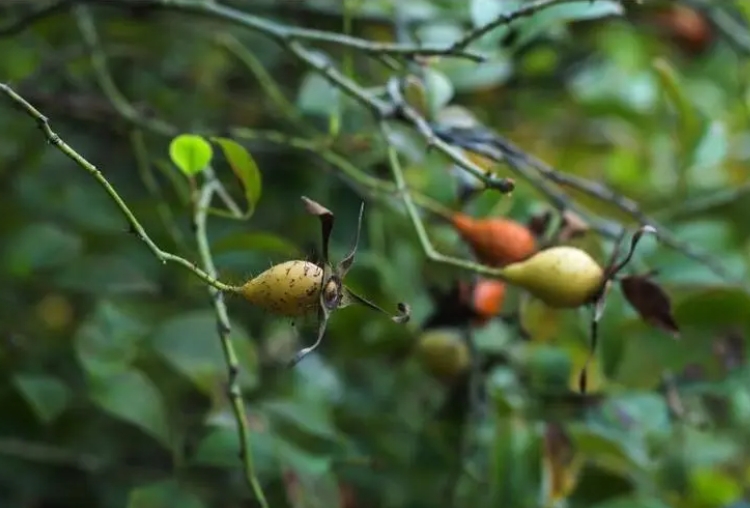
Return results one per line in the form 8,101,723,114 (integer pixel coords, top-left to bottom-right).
338,201,364,276
301,195,334,264
341,287,411,324
620,274,680,339
289,196,410,367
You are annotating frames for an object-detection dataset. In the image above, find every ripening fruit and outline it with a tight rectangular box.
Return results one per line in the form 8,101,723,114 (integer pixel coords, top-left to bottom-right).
416,329,470,381
470,278,506,326
500,246,604,308
239,260,324,316
450,212,537,267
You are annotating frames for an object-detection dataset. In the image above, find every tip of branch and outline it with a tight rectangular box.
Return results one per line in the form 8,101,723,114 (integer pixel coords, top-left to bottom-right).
487,177,515,194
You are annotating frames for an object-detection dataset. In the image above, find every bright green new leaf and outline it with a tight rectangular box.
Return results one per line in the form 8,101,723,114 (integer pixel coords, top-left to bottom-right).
89,369,171,449
169,134,213,176
13,373,71,424
211,137,262,216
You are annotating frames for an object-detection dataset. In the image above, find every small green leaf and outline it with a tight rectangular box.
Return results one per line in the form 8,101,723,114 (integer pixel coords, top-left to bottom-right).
690,468,743,508
89,369,171,448
151,310,259,394
423,67,454,119
12,374,71,424
127,479,205,508
211,137,262,215
169,134,213,176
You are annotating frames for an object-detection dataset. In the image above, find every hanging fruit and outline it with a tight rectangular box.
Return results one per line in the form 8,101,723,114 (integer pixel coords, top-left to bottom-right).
415,328,470,381
449,211,538,267
470,278,507,326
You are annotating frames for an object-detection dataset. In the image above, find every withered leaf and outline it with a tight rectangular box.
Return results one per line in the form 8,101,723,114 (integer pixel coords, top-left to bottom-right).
527,209,553,238
558,210,590,242
620,275,679,338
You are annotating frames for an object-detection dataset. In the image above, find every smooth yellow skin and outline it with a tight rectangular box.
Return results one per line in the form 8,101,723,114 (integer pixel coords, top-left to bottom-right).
501,246,605,308
240,260,323,316
416,330,470,380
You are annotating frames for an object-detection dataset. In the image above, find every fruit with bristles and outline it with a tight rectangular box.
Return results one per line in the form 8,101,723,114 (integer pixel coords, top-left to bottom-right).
239,260,324,316
239,196,410,367
500,246,605,308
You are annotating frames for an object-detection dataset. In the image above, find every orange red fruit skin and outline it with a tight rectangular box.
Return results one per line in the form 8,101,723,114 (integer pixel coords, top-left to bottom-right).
450,212,537,267
470,278,506,326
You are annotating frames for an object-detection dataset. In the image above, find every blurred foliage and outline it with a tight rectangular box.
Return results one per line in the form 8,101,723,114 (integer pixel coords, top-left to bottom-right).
1,0,750,508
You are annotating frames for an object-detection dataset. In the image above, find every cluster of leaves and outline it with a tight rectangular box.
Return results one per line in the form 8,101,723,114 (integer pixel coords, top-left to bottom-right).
1,1,750,508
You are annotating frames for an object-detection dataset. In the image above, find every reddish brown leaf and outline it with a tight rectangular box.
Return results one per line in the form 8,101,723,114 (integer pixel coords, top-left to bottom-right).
527,209,553,238
558,210,590,242
620,275,680,338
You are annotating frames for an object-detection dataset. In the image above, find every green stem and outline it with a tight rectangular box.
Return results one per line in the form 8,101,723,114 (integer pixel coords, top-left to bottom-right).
380,121,507,279
193,180,269,508
0,84,243,293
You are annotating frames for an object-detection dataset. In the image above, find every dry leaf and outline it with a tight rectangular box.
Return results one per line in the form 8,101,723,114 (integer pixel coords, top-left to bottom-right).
558,210,590,242
527,209,553,238
620,275,680,338
542,422,581,504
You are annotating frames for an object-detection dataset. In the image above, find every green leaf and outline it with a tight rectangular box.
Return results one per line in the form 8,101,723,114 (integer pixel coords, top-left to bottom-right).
469,0,521,48
12,374,71,424
423,67,454,119
55,254,158,296
212,231,301,257
89,369,171,448
568,425,649,472
687,121,730,188
690,468,743,508
652,58,701,150
515,1,624,47
75,300,149,377
4,222,82,278
151,310,259,395
127,479,205,508
192,425,277,478
211,137,262,216
169,134,213,176
297,71,340,117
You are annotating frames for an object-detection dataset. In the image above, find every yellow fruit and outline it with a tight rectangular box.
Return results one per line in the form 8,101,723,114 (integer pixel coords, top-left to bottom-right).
239,260,324,316
500,246,605,308
416,329,470,380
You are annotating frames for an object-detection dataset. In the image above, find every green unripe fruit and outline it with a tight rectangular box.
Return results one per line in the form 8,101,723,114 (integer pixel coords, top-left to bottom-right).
501,246,605,308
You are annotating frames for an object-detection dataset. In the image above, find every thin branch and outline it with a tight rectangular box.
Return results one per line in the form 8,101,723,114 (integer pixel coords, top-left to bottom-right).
0,83,243,294
380,121,509,278
386,78,515,194
130,128,188,250
193,178,269,508
449,0,625,51
432,126,739,284
0,0,73,37
73,3,176,136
